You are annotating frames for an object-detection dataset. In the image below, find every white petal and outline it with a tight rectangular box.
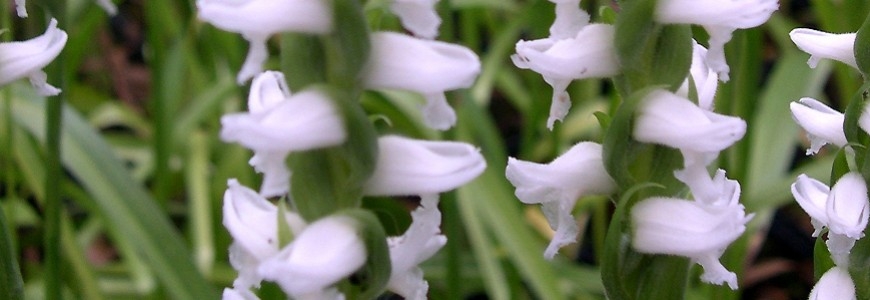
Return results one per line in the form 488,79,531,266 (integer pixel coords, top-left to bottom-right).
791,174,831,237
197,0,332,37
95,0,118,15
827,173,869,239
27,70,61,96
541,199,580,259
548,0,589,40
859,104,870,136
236,38,269,84
222,287,260,300
677,41,719,111
390,0,441,39
826,232,856,266
258,216,366,296
220,89,347,153
655,0,777,29
809,267,856,300
790,29,857,69
421,93,457,130
248,71,292,115
364,136,486,196
0,19,67,90
790,98,847,155
387,195,446,299
15,0,26,17
634,89,746,153
506,141,615,205
512,24,618,82
248,151,291,197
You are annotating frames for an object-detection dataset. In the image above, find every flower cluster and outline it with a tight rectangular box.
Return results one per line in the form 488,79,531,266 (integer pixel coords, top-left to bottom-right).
198,0,486,298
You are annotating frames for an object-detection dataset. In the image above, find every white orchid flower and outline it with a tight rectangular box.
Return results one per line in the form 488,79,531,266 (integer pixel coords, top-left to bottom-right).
790,97,847,155
676,41,719,111
655,0,778,81
387,195,447,300
511,24,619,129
809,267,857,300
222,179,306,289
0,18,67,96
364,32,480,130
506,142,616,258
390,0,441,39
790,29,857,69
632,182,750,289
634,89,746,153
363,135,486,197
258,215,365,299
197,0,332,83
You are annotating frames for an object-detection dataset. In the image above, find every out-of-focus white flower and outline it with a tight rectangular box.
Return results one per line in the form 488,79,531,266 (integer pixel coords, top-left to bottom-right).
790,98,847,155
197,0,332,83
223,179,306,289
15,0,26,17
676,41,719,111
790,29,857,69
96,0,118,15
632,182,750,290
511,24,618,129
809,267,856,300
390,0,441,39
258,215,366,298
387,195,446,300
655,0,778,81
364,32,480,130
506,142,616,258
364,135,485,196
791,173,869,265
634,89,746,153
0,18,67,96
547,0,589,40
222,287,260,300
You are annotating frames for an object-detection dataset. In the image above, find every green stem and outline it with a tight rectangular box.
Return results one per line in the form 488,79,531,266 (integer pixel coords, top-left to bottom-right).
0,5,23,300
144,0,173,209
45,1,67,298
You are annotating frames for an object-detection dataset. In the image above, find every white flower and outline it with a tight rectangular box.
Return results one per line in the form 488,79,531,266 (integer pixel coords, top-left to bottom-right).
547,0,589,40
222,179,306,289
631,183,750,290
364,32,480,130
634,89,746,153
0,18,67,96
364,135,486,196
505,142,616,258
655,0,778,81
197,0,332,83
222,287,260,300
258,215,366,298
790,97,847,155
790,29,857,69
676,41,719,111
809,267,856,300
390,0,441,39
511,24,618,129
387,195,446,300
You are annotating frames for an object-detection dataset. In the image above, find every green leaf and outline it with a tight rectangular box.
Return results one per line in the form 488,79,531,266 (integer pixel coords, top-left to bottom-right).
854,11,870,77
0,203,23,300
325,0,372,90
335,209,391,299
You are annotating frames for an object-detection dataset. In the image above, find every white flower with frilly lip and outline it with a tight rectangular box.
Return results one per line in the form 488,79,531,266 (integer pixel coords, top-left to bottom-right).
0,18,67,96
364,32,480,130
511,24,619,130
789,97,847,155
791,173,869,265
634,89,746,153
790,29,857,69
258,215,365,299
632,180,751,290
676,41,719,111
197,0,332,84
655,0,778,81
809,267,857,300
222,179,306,290
390,0,441,39
386,195,446,300
505,142,616,258
363,135,486,197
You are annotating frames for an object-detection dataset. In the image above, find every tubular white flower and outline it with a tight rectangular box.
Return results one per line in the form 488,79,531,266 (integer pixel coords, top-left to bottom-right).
223,179,306,289
790,29,857,69
387,195,446,300
809,267,856,300
511,24,619,129
258,215,366,297
364,135,486,196
632,187,750,290
390,0,441,39
364,32,480,130
676,41,719,111
0,18,67,96
790,97,847,155
506,142,616,258
547,0,589,40
197,0,332,83
655,0,778,81
634,89,746,153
